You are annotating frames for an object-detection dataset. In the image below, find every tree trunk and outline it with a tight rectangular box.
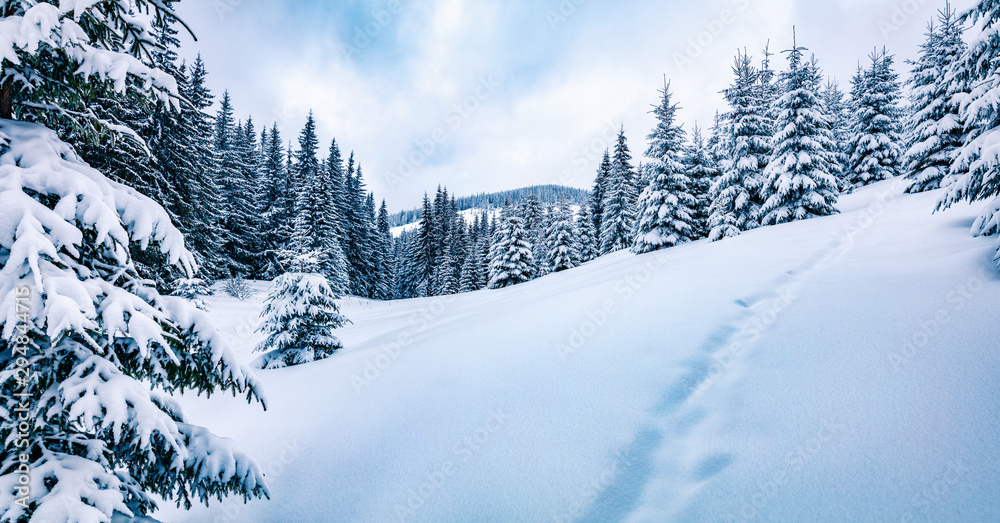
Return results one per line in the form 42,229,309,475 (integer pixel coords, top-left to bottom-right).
0,76,12,120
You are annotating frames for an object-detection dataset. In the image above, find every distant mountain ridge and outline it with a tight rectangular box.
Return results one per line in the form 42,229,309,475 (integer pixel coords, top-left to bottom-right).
389,184,590,227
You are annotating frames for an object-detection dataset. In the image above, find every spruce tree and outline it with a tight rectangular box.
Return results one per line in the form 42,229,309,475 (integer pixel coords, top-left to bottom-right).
634,80,698,253
576,203,600,262
684,124,721,238
373,200,394,300
545,203,581,272
258,123,287,279
601,128,639,253
591,150,613,235
903,5,968,194
255,273,350,369
758,36,840,225
847,48,904,189
938,0,1000,248
488,211,537,289
0,4,268,520
709,51,768,241
821,79,851,189
413,193,436,295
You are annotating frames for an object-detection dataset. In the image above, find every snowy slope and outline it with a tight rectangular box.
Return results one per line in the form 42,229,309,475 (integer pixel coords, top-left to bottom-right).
154,180,1000,522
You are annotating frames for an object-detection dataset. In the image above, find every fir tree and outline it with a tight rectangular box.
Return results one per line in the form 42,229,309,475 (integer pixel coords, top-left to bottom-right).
255,273,350,369
684,124,721,238
489,211,537,288
373,200,394,300
634,80,698,253
576,203,600,262
938,0,1000,250
545,203,581,272
0,4,268,519
903,5,968,193
591,150,614,235
258,123,287,279
821,79,851,189
847,48,905,189
758,34,840,225
601,128,639,253
709,51,768,241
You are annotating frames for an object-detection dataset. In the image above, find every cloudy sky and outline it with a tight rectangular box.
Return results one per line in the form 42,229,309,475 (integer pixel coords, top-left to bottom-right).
174,0,972,211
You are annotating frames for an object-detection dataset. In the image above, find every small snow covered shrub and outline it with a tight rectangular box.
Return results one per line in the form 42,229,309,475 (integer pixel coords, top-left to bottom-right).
254,273,351,369
223,276,257,301
172,277,213,311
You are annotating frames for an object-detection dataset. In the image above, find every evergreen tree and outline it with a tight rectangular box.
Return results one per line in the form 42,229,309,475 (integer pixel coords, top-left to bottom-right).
821,79,851,189
489,211,537,288
413,193,437,295
255,273,350,369
591,150,614,235
634,80,698,253
847,48,905,189
172,277,213,311
758,35,840,225
709,51,768,240
938,0,1000,248
258,123,287,278
684,124,721,238
373,200,394,300
214,92,255,276
576,203,600,262
903,5,968,193
545,203,581,272
0,4,268,519
601,128,639,253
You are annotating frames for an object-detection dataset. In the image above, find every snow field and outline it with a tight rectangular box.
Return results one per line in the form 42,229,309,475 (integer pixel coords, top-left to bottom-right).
157,180,1000,522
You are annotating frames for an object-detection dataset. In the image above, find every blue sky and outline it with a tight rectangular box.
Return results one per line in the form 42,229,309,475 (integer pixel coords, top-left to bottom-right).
175,0,972,211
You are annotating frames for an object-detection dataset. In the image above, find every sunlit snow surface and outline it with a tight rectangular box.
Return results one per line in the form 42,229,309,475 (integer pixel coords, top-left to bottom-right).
155,180,1000,522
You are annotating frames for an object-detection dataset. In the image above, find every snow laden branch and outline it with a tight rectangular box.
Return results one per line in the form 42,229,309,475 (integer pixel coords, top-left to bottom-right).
0,121,268,522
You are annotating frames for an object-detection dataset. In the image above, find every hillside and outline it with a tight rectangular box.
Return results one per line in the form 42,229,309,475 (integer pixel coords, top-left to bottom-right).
154,180,1000,522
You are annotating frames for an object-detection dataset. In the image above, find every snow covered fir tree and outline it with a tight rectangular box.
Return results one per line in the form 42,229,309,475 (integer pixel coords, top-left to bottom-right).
0,2,268,521
846,48,905,190
757,33,840,225
633,80,698,253
903,3,968,194
254,271,350,369
938,0,1000,252
488,210,537,289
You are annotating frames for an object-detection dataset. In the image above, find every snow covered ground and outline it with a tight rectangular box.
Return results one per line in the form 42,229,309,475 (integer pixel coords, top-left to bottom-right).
155,180,1000,522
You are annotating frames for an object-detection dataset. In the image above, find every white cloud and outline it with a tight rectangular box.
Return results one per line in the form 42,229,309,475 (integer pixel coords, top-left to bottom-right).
175,0,965,211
